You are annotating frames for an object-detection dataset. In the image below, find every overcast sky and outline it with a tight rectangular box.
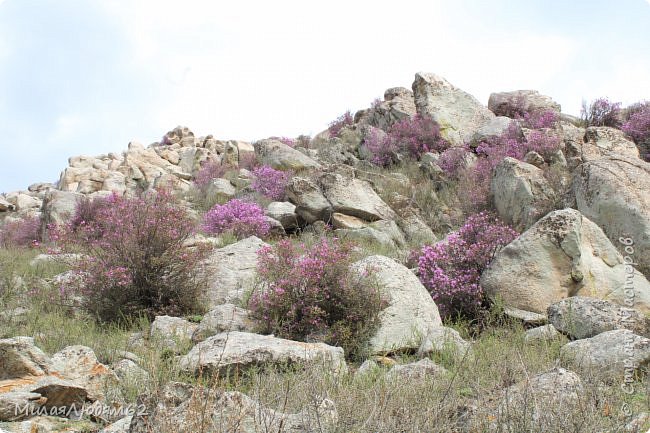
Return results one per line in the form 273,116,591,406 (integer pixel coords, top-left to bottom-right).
1,0,649,192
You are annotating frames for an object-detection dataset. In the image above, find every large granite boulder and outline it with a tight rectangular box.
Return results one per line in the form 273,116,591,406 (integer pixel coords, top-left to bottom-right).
491,157,555,231
488,90,561,117
413,72,495,146
572,155,650,278
481,209,650,314
351,255,442,354
548,296,649,340
203,236,269,307
254,139,321,171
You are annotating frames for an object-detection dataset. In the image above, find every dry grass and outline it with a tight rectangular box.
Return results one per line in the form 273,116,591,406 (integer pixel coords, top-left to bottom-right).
1,246,648,433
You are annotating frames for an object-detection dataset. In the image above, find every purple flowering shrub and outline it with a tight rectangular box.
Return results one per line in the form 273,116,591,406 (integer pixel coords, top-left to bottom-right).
362,128,398,167
193,159,232,191
417,212,518,319
277,137,297,147
622,102,650,161
0,215,42,248
203,199,270,239
56,190,208,322
328,110,354,138
363,115,448,166
446,123,561,213
581,97,622,127
522,109,559,129
251,165,291,201
248,237,384,360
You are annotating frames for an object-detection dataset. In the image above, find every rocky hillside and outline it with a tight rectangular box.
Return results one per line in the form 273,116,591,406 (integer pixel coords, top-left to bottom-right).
1,73,649,432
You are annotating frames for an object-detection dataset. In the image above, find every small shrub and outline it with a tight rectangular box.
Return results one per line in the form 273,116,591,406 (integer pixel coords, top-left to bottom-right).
203,199,269,239
248,237,384,360
362,115,448,166
328,110,354,138
389,115,448,158
193,160,232,191
581,97,622,127
0,215,42,248
251,165,291,201
622,101,650,161
362,128,398,167
417,212,518,319
438,147,471,179
277,137,297,147
522,109,559,129
57,190,208,322
524,129,562,160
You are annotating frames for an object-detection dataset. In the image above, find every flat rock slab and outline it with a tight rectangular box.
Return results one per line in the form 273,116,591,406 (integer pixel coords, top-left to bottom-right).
560,329,650,376
179,331,347,377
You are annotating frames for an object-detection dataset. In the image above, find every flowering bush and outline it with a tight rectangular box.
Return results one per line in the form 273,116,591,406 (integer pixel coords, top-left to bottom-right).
522,109,559,129
203,199,269,239
524,130,562,160
57,190,208,322
622,102,650,161
362,128,398,167
248,237,383,360
389,115,448,157
276,137,297,147
362,115,448,166
0,215,42,248
581,97,622,127
417,212,518,319
193,159,232,191
328,110,354,138
251,165,291,201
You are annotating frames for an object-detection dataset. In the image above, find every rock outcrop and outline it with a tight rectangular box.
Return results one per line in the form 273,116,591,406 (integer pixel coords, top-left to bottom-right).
481,209,650,314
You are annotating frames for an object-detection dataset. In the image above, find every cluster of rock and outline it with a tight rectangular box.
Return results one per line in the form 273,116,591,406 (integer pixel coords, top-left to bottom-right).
2,71,650,431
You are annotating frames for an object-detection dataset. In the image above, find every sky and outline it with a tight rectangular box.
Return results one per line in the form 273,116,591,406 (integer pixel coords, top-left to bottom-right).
1,0,649,192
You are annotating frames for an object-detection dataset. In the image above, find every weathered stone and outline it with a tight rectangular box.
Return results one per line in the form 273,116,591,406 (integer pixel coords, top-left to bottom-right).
481,209,650,314
488,90,561,117
205,178,236,202
357,87,417,131
254,139,320,171
524,325,561,343
351,255,442,354
491,157,555,231
560,330,650,376
203,236,269,307
417,327,472,360
495,368,582,427
0,337,51,380
503,306,548,325
286,177,331,224
0,391,45,421
40,190,83,227
129,382,337,433
581,126,641,162
265,202,298,230
469,116,517,145
386,358,448,381
548,297,649,340
319,172,397,222
572,156,650,278
331,213,367,229
179,332,347,377
413,72,495,146
49,346,118,402
149,316,197,353
191,304,254,343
